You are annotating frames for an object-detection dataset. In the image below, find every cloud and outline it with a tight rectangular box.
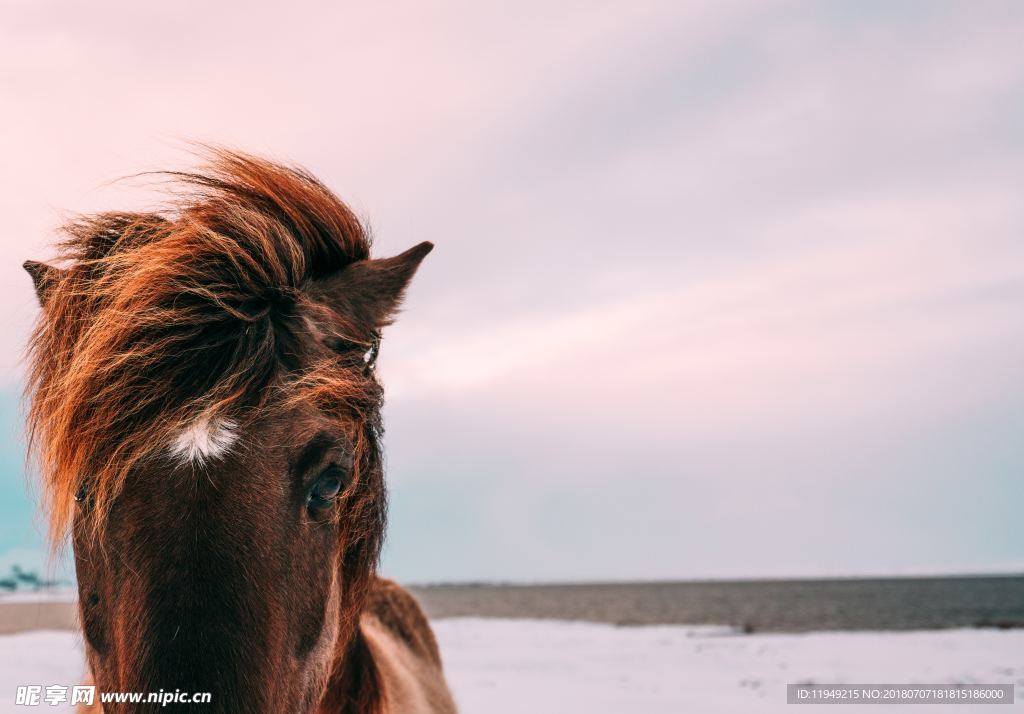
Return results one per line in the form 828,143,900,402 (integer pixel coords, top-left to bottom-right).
1,0,1022,580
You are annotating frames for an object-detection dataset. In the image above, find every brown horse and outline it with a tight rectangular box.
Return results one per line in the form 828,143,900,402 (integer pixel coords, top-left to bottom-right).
23,151,457,713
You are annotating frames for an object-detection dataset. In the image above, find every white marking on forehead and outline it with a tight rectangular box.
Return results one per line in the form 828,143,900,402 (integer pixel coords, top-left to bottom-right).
169,413,239,465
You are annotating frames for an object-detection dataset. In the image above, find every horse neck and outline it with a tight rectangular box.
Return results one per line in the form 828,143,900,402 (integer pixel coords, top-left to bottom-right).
317,623,384,714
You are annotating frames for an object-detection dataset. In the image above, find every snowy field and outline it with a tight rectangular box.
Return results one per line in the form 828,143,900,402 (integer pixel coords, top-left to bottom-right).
0,618,1020,712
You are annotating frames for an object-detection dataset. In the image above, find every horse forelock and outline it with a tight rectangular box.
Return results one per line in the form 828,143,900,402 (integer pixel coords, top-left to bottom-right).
25,149,376,546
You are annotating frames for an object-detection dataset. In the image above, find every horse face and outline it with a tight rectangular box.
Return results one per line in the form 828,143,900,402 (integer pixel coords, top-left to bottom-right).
40,239,433,713
72,402,374,712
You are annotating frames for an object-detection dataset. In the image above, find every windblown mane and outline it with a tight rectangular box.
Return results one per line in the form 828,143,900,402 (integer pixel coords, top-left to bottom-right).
26,150,374,544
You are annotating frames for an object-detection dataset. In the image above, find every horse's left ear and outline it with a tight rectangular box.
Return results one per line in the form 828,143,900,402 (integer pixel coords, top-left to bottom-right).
311,241,434,328
23,260,67,307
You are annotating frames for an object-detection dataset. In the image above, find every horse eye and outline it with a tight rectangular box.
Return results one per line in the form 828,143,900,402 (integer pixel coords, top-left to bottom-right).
307,471,344,510
75,482,92,508
362,341,379,369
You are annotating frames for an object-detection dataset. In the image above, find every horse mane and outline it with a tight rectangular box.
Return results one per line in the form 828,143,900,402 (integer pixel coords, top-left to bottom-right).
26,149,374,545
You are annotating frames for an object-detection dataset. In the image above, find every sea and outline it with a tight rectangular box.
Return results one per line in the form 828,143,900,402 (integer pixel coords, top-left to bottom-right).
410,575,1024,633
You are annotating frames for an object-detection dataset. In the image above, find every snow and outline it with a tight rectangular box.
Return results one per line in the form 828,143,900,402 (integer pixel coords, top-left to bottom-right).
0,631,88,712
0,619,1020,713
435,619,1022,713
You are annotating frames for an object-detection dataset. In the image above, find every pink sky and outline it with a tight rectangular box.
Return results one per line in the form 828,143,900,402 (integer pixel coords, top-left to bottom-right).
1,1,1022,581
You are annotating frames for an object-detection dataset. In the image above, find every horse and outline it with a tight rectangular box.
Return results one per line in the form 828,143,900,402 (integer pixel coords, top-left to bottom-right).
23,150,457,713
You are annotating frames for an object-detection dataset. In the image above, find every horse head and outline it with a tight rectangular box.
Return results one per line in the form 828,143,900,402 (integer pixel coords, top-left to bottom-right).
24,151,433,712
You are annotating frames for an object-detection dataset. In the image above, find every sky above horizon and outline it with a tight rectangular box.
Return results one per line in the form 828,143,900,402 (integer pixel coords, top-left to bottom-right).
0,0,1021,582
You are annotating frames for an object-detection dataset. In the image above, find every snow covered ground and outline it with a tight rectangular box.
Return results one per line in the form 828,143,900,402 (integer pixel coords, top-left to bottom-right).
436,619,1022,713
0,618,1019,712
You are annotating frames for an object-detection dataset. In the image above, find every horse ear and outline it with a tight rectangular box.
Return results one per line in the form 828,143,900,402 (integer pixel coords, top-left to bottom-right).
23,260,66,307
312,241,434,328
